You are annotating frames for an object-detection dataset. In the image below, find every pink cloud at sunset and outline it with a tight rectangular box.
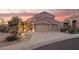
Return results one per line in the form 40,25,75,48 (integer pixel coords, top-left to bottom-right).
20,16,32,21
55,16,70,22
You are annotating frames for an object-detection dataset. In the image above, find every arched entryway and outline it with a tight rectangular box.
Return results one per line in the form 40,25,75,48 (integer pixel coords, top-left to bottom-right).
72,20,77,29
63,22,69,30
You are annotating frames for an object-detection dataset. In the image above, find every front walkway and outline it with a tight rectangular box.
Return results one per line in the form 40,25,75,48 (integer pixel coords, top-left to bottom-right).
0,32,79,50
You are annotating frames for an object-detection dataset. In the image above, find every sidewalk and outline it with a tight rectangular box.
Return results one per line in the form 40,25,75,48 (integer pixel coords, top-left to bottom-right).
0,32,79,50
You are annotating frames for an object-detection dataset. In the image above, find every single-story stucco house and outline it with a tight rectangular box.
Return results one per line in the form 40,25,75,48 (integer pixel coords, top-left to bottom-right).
62,15,79,30
27,12,60,32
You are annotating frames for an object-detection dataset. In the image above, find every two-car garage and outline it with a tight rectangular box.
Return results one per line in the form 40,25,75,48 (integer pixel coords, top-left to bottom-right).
34,24,59,32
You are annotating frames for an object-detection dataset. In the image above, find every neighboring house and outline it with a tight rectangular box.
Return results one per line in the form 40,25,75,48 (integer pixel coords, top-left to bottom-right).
62,15,79,30
28,12,60,32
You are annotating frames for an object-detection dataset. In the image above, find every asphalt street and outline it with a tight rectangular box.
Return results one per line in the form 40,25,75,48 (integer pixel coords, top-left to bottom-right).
34,37,79,50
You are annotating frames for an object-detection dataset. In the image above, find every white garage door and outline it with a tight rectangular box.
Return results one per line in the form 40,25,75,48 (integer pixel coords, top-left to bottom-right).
52,24,58,31
35,24,50,32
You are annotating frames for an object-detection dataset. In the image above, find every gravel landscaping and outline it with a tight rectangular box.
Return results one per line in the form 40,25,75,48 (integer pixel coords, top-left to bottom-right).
0,32,32,47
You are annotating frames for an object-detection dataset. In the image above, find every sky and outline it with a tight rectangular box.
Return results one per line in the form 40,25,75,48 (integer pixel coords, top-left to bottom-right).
0,9,79,22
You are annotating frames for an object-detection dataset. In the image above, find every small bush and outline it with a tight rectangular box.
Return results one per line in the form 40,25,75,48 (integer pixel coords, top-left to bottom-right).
76,28,79,33
68,29,72,34
60,28,66,32
6,35,18,42
68,29,76,34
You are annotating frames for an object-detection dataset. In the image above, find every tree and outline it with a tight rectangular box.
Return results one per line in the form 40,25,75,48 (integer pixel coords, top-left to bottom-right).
8,21,13,27
10,16,22,26
0,18,4,25
28,21,33,30
8,16,22,34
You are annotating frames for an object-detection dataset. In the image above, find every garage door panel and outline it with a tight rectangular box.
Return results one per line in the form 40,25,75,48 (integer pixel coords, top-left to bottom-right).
52,24,58,31
35,24,50,32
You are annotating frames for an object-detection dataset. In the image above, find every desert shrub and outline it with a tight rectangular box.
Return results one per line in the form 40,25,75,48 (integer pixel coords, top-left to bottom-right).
6,34,18,42
77,30,79,33
60,28,66,32
76,28,79,33
0,25,8,33
68,29,76,34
